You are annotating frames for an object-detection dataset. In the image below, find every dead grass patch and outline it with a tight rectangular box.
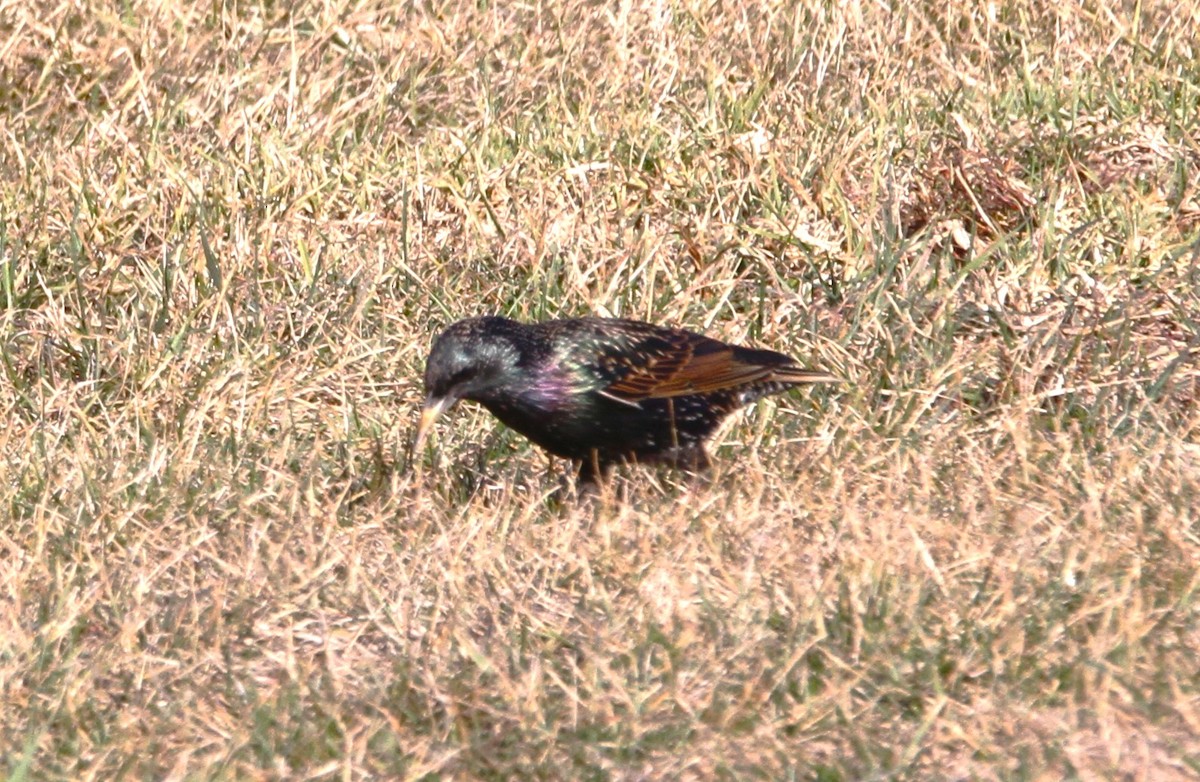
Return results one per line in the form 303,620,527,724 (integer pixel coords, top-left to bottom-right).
2,0,1199,779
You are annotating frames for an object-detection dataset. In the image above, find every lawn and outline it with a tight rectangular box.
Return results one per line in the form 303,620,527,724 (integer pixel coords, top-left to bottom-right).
2,0,1198,779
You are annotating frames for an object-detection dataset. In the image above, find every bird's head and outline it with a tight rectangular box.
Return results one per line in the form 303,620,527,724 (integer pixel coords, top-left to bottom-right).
415,317,522,449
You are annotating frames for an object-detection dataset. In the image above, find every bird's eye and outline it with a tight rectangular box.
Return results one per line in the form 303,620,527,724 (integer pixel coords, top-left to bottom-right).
446,368,474,390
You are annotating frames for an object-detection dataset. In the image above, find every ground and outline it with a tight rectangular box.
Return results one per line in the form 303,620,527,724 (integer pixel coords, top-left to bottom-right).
1,0,1198,779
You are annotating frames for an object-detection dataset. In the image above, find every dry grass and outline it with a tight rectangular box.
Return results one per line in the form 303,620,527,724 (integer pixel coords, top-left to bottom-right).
2,0,1199,779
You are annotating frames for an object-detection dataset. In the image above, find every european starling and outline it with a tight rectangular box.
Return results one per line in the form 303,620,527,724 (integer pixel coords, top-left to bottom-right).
415,316,837,484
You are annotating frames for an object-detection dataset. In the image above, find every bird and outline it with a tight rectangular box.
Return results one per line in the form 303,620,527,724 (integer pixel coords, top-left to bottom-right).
415,315,838,485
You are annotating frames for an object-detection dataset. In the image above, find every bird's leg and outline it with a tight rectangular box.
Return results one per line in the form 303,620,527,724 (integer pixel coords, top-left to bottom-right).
576,449,611,488
676,446,712,485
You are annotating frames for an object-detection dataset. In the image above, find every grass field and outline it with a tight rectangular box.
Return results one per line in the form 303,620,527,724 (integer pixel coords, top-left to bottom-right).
2,0,1199,779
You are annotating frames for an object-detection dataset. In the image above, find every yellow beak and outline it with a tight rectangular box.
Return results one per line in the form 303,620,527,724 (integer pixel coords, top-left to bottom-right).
414,396,453,451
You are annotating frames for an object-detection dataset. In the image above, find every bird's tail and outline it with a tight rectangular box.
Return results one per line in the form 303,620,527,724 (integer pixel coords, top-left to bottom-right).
772,366,841,385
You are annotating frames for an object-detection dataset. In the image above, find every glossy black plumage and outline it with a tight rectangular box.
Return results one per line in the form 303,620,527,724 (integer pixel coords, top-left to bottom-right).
415,316,837,484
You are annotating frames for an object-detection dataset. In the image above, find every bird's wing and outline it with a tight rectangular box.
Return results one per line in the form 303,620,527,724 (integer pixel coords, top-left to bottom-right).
563,321,803,403
551,318,838,404
604,335,778,400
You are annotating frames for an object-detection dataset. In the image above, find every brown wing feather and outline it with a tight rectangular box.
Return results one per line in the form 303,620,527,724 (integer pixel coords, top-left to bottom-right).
601,332,810,400
556,318,837,403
